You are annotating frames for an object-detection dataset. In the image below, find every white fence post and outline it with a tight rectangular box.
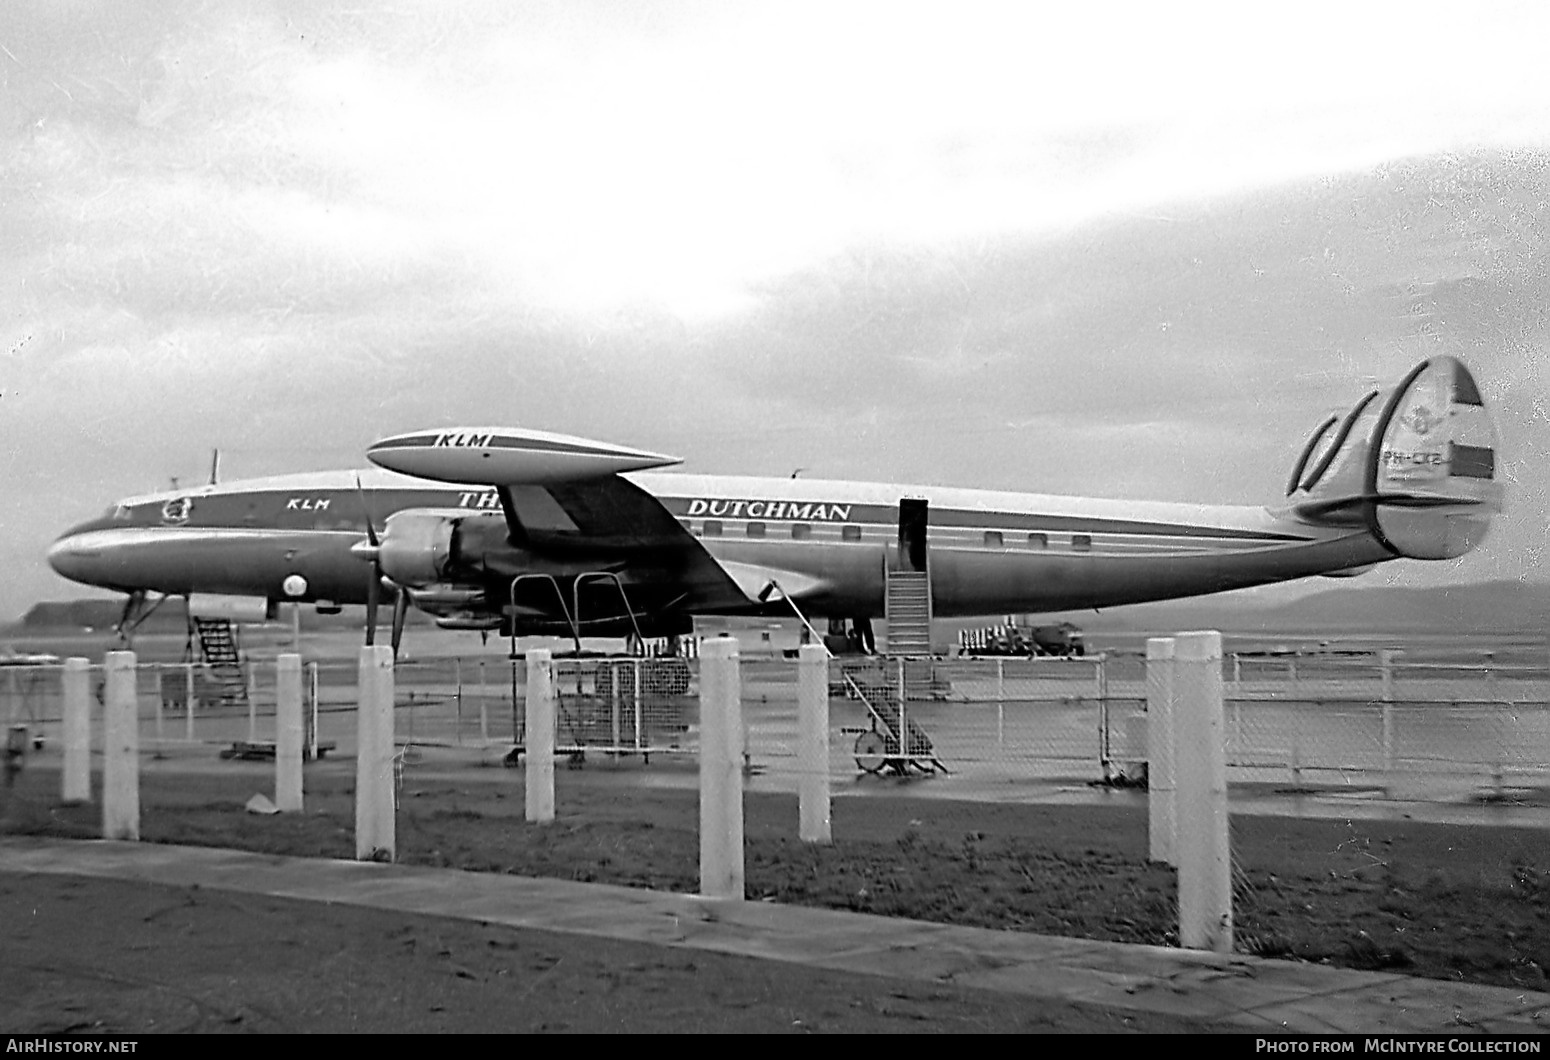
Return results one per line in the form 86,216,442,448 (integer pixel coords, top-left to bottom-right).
1174,630,1231,954
102,651,140,841
797,644,831,844
610,660,622,751
355,645,395,861
632,659,644,754
275,654,304,813
1145,637,1177,866
525,649,555,824
61,658,91,804
699,636,744,899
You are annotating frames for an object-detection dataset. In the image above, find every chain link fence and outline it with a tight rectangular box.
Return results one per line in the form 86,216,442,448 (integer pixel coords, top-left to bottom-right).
3,648,1547,800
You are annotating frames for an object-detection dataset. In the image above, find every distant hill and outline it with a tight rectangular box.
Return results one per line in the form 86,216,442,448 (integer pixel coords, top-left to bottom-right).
1035,581,1550,636
11,582,1549,642
17,599,176,632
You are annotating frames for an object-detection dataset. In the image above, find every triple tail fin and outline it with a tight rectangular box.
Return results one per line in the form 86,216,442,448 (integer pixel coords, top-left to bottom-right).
1281,355,1503,560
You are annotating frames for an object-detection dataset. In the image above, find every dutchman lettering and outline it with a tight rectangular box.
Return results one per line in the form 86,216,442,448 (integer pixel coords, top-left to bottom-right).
685,499,852,521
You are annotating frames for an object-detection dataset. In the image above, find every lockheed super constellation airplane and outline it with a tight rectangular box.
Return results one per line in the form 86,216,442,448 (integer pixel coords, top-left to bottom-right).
47,355,1501,655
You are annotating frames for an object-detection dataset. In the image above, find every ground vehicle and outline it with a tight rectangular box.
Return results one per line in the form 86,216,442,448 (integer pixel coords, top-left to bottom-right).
958,620,1084,657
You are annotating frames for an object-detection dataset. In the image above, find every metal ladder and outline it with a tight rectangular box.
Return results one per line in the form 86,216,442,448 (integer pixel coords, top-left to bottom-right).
772,585,946,776
190,617,248,706
884,569,932,656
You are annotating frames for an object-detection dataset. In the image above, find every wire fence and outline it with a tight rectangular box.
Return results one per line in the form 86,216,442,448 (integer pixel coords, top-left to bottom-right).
3,650,1548,799
6,646,1548,990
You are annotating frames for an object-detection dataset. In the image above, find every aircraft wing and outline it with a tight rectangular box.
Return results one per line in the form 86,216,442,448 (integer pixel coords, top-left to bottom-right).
366,427,802,608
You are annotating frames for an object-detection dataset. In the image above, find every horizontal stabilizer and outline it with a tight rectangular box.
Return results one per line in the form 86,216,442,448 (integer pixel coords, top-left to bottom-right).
1282,356,1502,559
367,427,680,485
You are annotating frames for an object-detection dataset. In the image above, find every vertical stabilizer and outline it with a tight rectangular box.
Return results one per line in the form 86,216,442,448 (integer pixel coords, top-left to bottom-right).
1285,356,1502,560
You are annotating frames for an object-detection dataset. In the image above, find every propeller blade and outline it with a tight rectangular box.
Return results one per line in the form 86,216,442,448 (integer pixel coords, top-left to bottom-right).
354,474,380,547
390,590,410,659
355,473,385,647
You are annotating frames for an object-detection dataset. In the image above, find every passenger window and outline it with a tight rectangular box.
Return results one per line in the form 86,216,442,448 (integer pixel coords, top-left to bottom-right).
1072,534,1092,552
983,531,1003,547
841,525,862,542
703,520,723,537
1027,532,1047,549
791,523,812,540
746,521,766,538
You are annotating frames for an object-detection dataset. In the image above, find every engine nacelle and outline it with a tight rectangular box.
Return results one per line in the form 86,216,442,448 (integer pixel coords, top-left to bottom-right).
434,612,503,631
406,584,487,613
378,510,460,588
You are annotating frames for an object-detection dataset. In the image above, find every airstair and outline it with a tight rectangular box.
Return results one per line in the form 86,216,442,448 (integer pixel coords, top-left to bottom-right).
837,656,946,775
884,569,932,656
190,617,249,706
772,580,946,777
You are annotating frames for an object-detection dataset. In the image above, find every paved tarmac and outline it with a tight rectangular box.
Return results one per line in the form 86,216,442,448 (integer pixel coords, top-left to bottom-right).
2,836,1545,1034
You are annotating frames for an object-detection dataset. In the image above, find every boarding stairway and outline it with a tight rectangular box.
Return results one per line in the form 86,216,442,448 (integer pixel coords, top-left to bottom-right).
884,570,932,657
838,659,946,775
771,568,946,777
190,618,249,706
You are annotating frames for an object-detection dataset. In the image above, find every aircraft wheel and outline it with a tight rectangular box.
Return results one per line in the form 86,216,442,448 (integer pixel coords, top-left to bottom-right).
854,731,886,774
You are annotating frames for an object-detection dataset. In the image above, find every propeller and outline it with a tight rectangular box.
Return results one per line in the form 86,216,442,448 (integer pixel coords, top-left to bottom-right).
390,590,410,658
350,475,384,648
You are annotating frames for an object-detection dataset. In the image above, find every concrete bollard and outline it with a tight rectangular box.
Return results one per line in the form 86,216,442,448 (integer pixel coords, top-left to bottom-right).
275,654,304,813
699,636,744,899
1174,631,1231,953
62,658,91,804
102,651,140,841
354,645,395,862
1145,637,1177,866
797,644,831,844
525,649,555,824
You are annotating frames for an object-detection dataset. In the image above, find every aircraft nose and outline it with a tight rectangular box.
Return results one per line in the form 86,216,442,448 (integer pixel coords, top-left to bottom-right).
47,528,104,585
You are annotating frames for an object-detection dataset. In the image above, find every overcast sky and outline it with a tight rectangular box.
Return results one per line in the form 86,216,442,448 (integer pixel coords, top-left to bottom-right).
3,0,1548,620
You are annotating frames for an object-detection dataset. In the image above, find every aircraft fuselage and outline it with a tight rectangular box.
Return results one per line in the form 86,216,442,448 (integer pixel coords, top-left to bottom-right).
48,467,1390,625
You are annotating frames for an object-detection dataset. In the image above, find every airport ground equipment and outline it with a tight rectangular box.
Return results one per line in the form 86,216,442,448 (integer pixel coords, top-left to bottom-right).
187,617,249,706
884,569,932,656
835,656,947,776
959,620,1085,657
775,583,948,777
504,655,694,766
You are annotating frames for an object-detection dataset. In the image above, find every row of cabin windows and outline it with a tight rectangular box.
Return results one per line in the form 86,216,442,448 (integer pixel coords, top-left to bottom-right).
982,530,1091,552
682,519,862,541
679,519,1092,551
